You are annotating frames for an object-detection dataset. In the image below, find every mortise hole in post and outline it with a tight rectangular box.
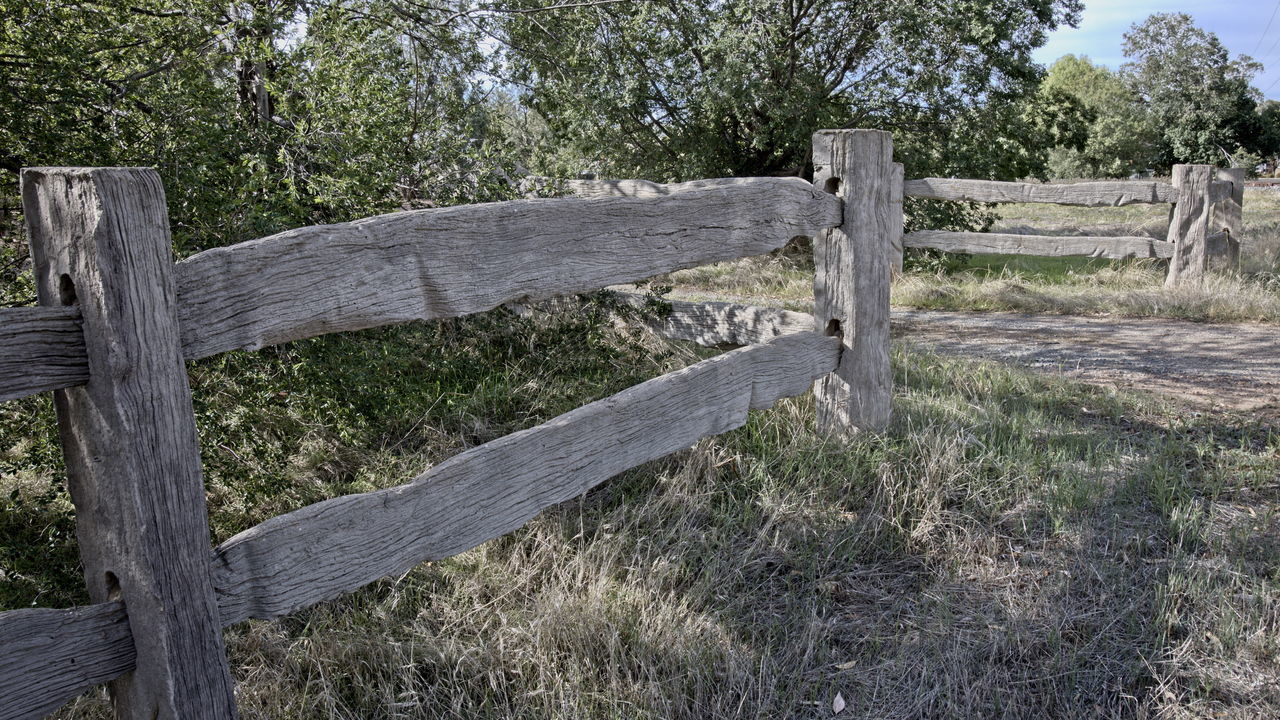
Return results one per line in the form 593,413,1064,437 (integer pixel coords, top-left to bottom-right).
823,177,842,195
58,274,78,306
825,318,842,337
104,571,122,602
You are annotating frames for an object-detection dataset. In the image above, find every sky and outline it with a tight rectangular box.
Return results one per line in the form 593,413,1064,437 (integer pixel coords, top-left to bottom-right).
1032,0,1280,101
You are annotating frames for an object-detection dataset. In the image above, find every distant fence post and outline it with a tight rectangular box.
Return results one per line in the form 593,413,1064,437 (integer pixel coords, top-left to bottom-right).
1165,163,1214,286
1213,167,1245,271
22,169,237,719
811,129,893,433
889,162,905,275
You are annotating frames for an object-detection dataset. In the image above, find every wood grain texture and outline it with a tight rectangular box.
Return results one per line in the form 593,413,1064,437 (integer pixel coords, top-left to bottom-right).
23,167,238,719
0,603,134,720
211,331,840,624
902,230,1175,259
175,178,841,359
1165,164,1214,286
812,129,893,434
0,307,86,402
614,292,813,346
889,163,905,274
1212,168,1244,270
902,178,1175,206
1208,179,1234,205
556,177,753,198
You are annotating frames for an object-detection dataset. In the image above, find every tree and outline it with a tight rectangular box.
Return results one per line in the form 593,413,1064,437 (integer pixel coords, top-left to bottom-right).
1121,13,1263,168
0,0,516,263
1041,54,1158,177
495,0,1083,184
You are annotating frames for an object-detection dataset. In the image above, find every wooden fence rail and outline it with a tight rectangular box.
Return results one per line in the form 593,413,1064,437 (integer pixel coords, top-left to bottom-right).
901,230,1176,260
0,130,893,720
0,307,87,402
902,178,1176,206
174,178,839,359
210,330,840,624
0,178,840,404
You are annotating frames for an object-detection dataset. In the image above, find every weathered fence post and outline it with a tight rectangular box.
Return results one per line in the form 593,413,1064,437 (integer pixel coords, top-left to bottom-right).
1213,167,1245,271
889,162,905,275
1165,163,1214,286
811,129,893,433
22,168,237,719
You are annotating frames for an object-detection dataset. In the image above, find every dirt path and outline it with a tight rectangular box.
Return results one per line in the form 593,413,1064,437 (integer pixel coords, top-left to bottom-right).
893,310,1280,413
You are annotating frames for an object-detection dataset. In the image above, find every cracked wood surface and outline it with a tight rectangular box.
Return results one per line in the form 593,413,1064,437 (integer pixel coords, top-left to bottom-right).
903,230,1175,259
1,178,840,403
0,603,134,720
0,307,86,402
23,167,238,719
903,178,1175,206
175,178,841,359
210,331,840,624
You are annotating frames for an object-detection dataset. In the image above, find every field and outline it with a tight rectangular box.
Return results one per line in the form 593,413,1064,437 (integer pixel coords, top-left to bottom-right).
666,188,1280,322
2,192,1280,718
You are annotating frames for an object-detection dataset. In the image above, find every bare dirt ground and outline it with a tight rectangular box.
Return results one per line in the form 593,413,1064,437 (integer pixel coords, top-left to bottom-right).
894,309,1280,414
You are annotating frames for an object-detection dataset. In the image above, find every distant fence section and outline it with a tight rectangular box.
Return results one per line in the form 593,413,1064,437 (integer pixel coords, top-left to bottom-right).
901,169,1245,286
0,131,896,719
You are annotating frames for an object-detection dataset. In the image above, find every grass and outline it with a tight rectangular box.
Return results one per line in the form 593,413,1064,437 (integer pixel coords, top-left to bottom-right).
892,263,1280,321
2,296,1276,718
660,188,1280,322
5,188,1280,718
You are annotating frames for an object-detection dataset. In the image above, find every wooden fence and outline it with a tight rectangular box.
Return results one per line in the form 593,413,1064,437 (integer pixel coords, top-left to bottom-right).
899,167,1246,286
0,129,898,720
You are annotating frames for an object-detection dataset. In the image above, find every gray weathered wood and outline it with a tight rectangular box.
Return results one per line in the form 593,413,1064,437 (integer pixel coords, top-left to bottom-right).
1205,230,1232,259
1165,164,1214,286
889,163,905,274
902,230,1175,259
0,307,86,402
0,178,840,402
902,178,1175,206
22,168,238,719
614,293,813,346
0,603,134,720
1208,179,1234,205
210,331,840,624
175,178,841,359
554,177,752,198
811,129,893,434
1212,168,1245,271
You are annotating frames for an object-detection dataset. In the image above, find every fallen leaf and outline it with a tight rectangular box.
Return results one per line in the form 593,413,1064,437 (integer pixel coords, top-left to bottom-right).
833,692,846,715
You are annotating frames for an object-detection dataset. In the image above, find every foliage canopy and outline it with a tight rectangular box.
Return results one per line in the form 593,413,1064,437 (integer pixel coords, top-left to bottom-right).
497,0,1083,184
0,0,515,259
1122,12,1271,169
